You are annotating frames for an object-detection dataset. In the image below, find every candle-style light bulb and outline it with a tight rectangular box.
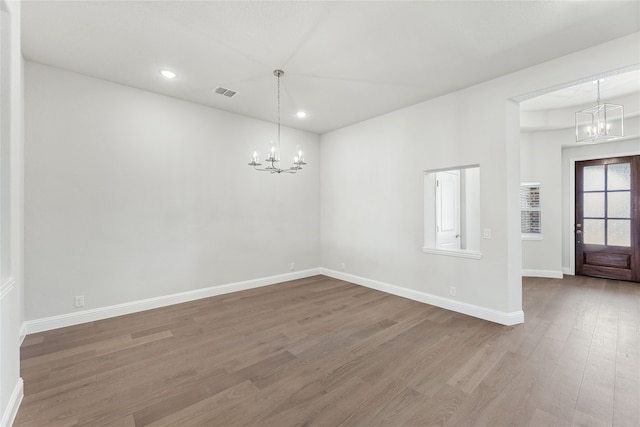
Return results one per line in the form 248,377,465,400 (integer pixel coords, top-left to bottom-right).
270,144,277,161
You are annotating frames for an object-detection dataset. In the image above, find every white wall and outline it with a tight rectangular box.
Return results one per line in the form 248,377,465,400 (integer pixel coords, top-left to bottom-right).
520,131,563,278
0,0,24,425
320,84,522,319
320,33,639,322
24,62,320,322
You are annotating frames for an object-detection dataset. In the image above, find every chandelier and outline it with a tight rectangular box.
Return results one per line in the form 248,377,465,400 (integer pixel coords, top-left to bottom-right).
248,70,306,173
575,79,623,143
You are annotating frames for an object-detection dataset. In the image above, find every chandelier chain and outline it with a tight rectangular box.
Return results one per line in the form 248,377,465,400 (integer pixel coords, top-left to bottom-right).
277,71,281,151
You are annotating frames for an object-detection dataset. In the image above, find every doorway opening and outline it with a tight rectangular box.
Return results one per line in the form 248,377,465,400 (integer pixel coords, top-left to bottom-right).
516,66,640,280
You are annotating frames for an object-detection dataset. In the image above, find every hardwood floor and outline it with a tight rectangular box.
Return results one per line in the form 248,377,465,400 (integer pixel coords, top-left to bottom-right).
15,275,640,426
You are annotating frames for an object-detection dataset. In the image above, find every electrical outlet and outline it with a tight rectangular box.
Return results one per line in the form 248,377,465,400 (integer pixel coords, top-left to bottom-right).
340,262,346,271
74,296,85,308
449,286,457,297
289,262,295,271
483,228,492,239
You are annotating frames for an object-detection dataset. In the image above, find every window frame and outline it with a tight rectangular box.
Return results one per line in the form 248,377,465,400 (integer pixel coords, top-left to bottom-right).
521,182,542,240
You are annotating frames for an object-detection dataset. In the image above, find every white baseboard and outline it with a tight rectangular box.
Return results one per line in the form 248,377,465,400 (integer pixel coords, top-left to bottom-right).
23,269,322,334
522,269,564,279
23,267,527,333
562,267,573,276
320,268,524,326
1,378,23,427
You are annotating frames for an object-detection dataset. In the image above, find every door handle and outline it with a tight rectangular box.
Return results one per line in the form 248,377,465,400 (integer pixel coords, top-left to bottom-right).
455,234,461,238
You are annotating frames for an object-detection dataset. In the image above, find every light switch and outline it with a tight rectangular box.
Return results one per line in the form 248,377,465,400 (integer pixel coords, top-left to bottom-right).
483,228,492,239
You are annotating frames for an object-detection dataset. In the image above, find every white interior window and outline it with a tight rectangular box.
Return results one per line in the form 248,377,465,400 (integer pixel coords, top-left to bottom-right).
424,165,481,259
521,182,542,240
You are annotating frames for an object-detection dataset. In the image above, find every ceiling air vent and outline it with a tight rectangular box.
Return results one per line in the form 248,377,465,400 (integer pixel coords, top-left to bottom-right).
213,86,237,97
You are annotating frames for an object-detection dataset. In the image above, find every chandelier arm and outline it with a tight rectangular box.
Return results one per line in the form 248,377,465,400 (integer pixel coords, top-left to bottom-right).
252,164,301,173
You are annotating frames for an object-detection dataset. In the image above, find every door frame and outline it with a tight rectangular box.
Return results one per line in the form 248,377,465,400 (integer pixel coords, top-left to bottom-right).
568,150,640,276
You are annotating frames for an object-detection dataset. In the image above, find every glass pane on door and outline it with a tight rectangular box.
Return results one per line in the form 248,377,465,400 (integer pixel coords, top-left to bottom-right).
607,163,631,190
608,220,631,247
583,219,605,245
584,192,605,217
607,192,631,218
583,165,605,191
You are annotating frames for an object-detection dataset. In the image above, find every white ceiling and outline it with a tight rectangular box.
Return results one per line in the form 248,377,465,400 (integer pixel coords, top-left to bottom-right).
520,68,640,112
21,1,640,135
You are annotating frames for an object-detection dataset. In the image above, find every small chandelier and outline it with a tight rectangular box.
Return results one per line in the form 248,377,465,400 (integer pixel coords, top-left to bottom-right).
248,70,306,174
575,79,623,143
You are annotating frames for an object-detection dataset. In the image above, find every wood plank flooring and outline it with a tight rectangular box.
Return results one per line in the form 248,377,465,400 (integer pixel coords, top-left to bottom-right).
15,275,640,426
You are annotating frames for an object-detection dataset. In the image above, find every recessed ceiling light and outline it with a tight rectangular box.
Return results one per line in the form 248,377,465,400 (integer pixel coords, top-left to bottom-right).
160,70,176,79
296,111,307,118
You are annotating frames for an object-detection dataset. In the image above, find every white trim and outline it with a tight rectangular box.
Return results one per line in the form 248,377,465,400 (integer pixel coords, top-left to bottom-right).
522,269,564,279
569,157,576,276
23,269,322,334
425,164,480,173
421,247,482,260
320,268,524,326
521,234,543,241
0,277,15,301
562,267,573,275
1,378,23,427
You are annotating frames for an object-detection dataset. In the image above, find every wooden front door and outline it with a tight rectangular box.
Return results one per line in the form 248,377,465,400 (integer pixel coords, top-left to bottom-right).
575,155,640,282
